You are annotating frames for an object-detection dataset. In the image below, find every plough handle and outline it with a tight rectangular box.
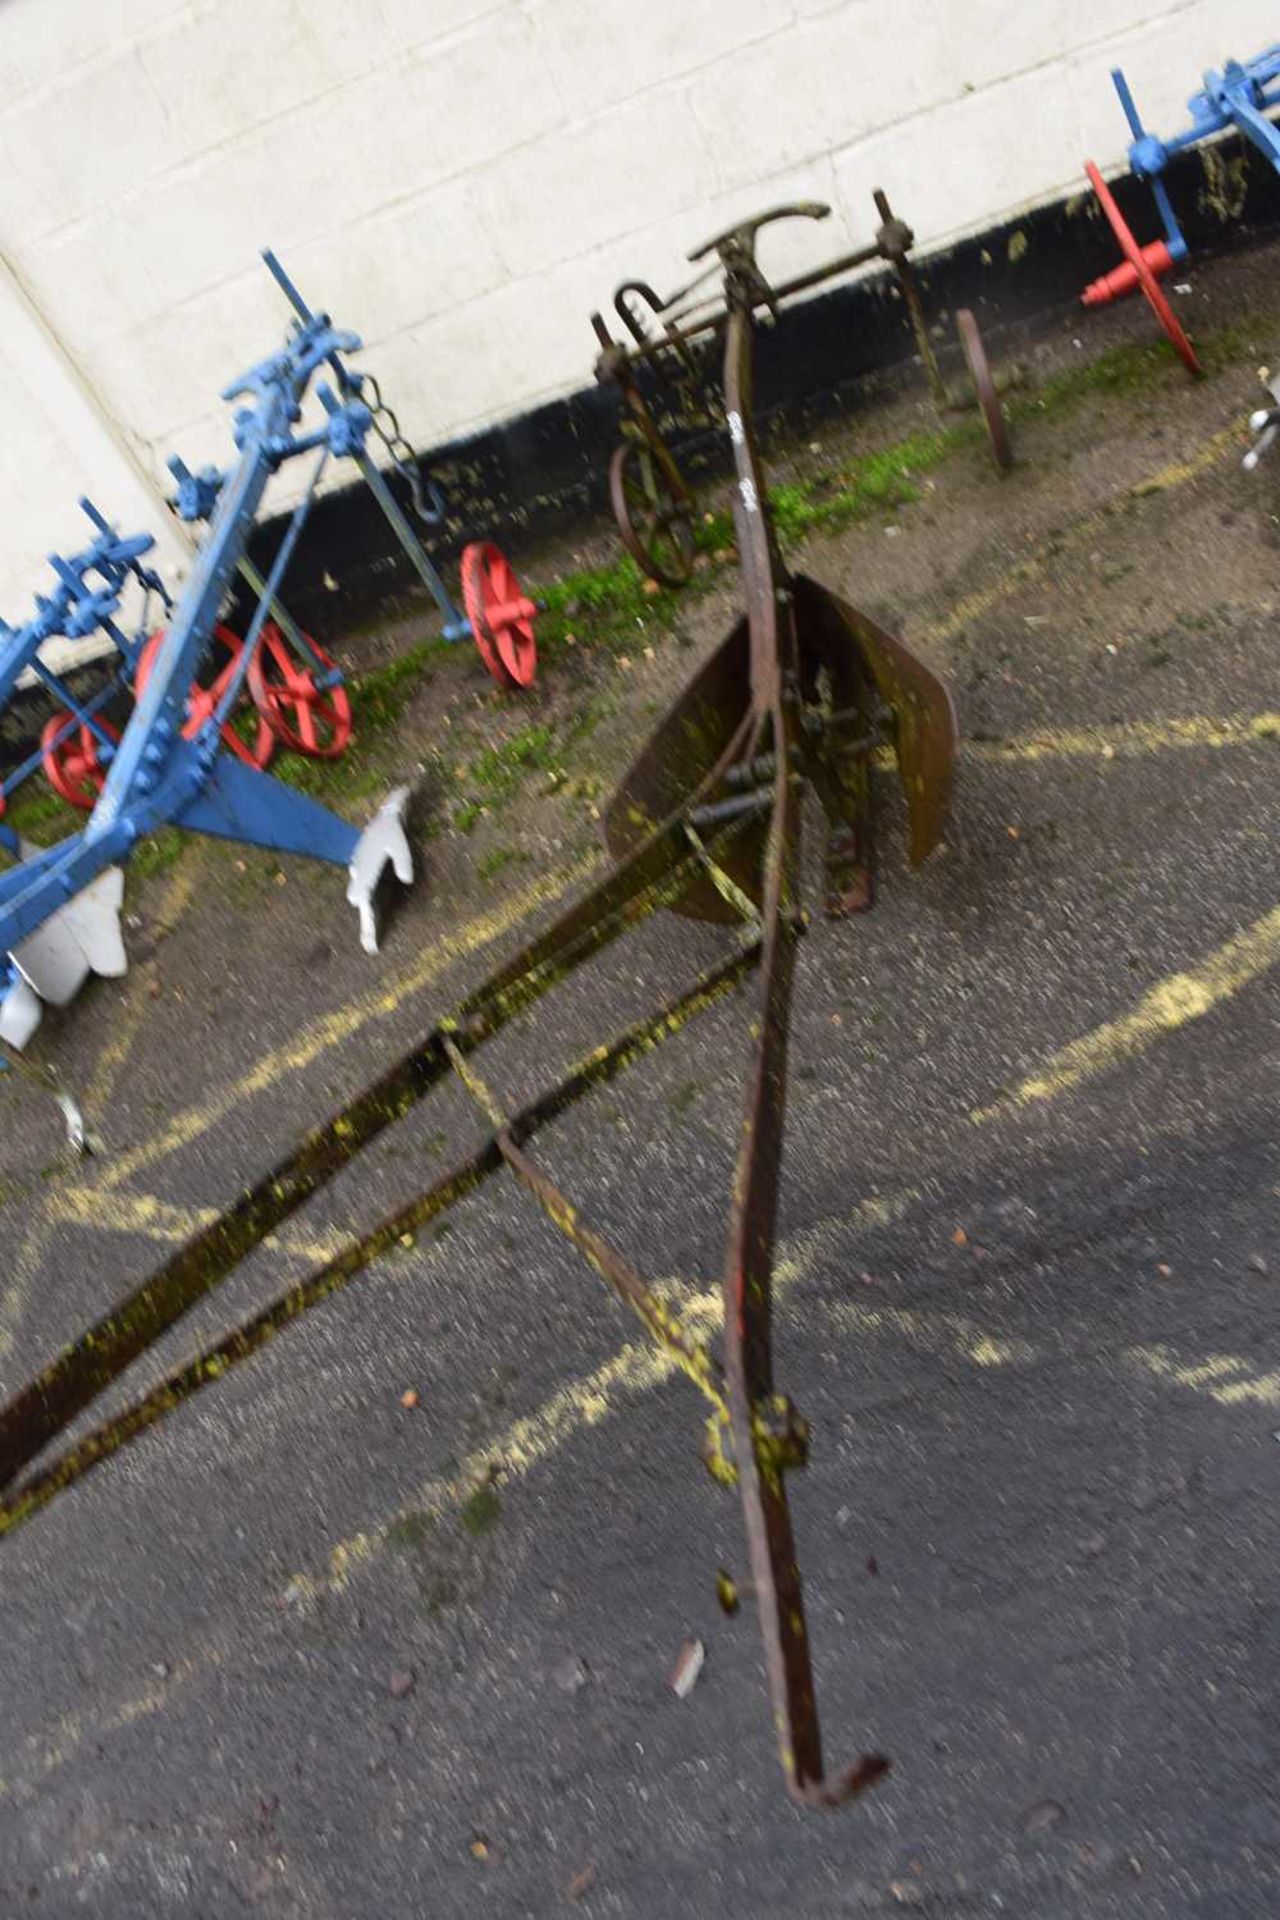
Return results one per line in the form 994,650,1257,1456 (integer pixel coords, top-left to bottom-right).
687,201,830,268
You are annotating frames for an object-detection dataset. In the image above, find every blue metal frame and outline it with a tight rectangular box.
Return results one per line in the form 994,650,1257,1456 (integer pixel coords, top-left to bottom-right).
0,249,483,1088
1108,44,1280,262
0,500,172,832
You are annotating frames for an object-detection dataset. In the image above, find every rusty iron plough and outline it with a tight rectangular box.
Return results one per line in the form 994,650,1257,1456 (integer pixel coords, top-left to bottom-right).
592,189,1010,586
0,204,956,1808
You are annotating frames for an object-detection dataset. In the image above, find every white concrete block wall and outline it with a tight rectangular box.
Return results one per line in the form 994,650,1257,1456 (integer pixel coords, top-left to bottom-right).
0,0,1273,621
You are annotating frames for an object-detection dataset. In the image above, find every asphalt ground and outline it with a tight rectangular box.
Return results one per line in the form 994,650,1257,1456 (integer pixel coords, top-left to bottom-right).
1,248,1278,1916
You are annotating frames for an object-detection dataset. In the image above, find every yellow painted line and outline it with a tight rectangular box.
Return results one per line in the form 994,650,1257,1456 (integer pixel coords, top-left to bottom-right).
1128,424,1243,496
972,903,1280,1124
312,1340,681,1601
816,1297,1037,1370
1129,1344,1280,1408
97,852,598,1195
43,1184,348,1267
867,709,1279,775
917,422,1242,651
295,1185,926,1601
82,855,201,1121
0,1225,55,1366
968,711,1280,764
1,860,200,1360
1,1637,232,1804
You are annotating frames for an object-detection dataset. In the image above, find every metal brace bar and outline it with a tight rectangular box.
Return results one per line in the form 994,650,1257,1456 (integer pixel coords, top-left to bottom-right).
0,810,757,1486
0,944,755,1536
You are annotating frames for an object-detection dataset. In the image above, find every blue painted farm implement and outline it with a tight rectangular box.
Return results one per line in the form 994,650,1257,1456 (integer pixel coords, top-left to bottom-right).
0,251,538,1142
1082,44,1280,373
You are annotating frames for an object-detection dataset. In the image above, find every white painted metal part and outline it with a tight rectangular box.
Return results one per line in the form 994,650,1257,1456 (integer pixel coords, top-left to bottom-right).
1,854,126,1053
10,861,127,1009
347,785,413,955
0,972,43,1050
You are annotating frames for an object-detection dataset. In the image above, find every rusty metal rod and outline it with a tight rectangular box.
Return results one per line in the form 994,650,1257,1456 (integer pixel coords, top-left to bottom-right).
714,291,892,1808
0,944,759,1538
0,809,758,1488
499,1134,729,1414
891,256,947,411
440,1031,731,1411
659,238,885,344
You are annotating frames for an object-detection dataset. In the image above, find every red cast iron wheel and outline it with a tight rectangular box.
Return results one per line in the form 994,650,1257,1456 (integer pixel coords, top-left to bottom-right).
461,542,537,688
247,625,353,760
41,711,120,810
136,623,276,769
1083,160,1202,378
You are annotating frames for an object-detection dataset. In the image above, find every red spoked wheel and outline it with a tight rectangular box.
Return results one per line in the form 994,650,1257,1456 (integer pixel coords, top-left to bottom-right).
136,623,276,769
41,710,121,810
1082,161,1202,377
247,624,353,760
460,542,537,689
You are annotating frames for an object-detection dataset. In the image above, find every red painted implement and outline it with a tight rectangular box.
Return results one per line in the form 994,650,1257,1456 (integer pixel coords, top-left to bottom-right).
1081,161,1202,377
0,208,956,1808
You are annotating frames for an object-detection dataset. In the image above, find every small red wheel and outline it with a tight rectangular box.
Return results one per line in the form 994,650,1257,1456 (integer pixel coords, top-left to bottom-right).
1082,161,1202,377
41,710,120,810
247,624,353,759
136,623,275,769
460,542,537,688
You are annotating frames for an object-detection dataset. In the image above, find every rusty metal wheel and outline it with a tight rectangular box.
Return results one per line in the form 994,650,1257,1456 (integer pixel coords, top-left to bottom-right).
955,309,1012,473
608,440,696,588
1083,161,1202,377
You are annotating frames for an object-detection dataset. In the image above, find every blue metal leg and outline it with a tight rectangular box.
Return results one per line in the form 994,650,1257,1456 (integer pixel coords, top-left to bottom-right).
345,435,471,643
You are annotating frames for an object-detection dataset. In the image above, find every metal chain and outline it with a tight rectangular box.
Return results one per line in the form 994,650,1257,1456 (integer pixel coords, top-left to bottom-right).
351,372,447,527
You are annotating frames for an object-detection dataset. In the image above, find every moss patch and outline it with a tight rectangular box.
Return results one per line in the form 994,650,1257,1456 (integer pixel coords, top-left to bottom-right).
460,1484,501,1537
476,844,530,882
386,1508,435,1551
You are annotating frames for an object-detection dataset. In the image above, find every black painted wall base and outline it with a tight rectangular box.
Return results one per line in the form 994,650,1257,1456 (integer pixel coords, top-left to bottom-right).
248,135,1280,640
